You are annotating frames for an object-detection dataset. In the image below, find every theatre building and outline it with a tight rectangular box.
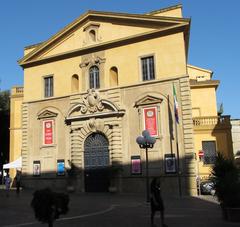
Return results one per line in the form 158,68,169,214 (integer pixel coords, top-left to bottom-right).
9,5,233,195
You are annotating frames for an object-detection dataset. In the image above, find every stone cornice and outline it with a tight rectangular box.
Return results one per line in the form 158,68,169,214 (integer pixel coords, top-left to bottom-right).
190,79,220,89
22,74,188,104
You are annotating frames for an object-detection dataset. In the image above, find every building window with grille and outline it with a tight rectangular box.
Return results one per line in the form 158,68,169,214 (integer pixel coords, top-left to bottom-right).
44,76,53,98
202,141,217,165
89,66,100,89
141,56,155,81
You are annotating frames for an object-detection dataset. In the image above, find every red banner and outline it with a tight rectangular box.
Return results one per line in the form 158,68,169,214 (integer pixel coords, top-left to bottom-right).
44,120,53,145
143,107,158,136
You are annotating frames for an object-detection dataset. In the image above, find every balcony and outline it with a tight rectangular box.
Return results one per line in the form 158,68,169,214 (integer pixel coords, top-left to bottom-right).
11,86,24,97
193,115,231,130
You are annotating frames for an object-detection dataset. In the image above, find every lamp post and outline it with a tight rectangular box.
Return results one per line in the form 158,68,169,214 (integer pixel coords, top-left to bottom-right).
136,130,156,202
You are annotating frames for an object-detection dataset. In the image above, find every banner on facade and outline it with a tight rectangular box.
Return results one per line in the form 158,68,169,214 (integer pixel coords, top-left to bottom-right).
43,120,54,145
164,154,176,174
131,155,141,175
33,161,41,176
143,106,158,136
57,160,65,176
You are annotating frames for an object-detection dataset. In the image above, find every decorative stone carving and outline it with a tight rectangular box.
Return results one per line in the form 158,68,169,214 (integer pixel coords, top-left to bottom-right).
87,118,104,132
79,55,106,68
66,90,125,121
81,89,104,114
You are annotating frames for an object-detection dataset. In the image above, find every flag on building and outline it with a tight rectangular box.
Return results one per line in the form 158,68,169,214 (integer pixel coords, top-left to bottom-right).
173,84,179,124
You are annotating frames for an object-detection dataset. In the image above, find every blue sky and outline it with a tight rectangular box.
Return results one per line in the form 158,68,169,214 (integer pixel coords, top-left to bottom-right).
0,0,239,118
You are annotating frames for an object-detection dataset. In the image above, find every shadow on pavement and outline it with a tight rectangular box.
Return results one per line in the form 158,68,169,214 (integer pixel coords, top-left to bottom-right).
0,189,239,227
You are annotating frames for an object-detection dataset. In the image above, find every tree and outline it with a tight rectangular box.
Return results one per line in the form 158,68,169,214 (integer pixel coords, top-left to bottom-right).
0,90,10,112
212,154,240,208
31,188,69,227
0,90,10,173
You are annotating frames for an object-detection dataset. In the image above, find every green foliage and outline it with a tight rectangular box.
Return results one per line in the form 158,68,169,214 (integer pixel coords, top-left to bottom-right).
0,90,10,166
31,188,69,226
0,90,10,112
212,154,240,207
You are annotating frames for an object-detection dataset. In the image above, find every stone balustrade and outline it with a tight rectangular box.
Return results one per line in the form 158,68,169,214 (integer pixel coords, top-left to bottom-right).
193,115,231,128
11,86,24,95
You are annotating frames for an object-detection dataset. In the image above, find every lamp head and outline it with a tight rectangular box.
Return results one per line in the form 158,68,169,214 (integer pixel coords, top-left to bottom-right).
136,136,145,145
142,130,150,138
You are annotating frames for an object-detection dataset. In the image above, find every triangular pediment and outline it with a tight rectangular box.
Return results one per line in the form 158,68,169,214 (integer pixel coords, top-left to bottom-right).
18,10,189,67
37,110,58,119
135,95,163,107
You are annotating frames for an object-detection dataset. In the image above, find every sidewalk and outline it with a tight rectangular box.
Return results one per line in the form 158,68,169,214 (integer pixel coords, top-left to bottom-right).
0,189,239,227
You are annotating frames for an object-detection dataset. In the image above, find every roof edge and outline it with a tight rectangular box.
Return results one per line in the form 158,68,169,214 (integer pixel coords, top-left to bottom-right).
24,42,43,50
188,64,213,75
147,4,182,16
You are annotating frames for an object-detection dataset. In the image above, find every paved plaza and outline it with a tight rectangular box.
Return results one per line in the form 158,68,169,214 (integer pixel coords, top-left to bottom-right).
0,188,239,227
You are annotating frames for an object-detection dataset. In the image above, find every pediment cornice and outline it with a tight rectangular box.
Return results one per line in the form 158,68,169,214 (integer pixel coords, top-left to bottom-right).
37,110,58,119
18,11,190,67
134,95,163,107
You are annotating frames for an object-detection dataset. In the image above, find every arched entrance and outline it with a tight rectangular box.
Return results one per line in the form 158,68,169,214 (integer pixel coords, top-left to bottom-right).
84,133,110,192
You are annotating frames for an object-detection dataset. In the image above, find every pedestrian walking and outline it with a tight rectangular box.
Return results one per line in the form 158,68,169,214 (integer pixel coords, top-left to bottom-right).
3,170,7,184
5,172,12,197
150,177,167,227
15,170,21,194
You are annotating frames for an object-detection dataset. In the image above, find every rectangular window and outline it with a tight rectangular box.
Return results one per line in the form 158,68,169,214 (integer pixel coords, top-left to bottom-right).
141,56,155,81
202,141,217,164
44,76,53,97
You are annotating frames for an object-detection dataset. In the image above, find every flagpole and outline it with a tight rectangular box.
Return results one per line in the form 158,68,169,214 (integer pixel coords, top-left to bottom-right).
167,95,173,155
173,83,182,197
175,115,182,197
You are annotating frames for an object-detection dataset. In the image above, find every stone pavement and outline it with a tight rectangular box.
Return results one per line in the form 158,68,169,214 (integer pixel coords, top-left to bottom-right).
0,189,239,227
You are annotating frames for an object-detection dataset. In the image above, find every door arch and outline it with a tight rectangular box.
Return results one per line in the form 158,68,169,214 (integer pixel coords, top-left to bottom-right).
84,133,110,192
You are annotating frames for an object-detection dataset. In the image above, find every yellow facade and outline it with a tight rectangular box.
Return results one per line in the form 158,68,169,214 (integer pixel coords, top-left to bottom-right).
9,87,23,177
188,64,233,180
23,33,187,102
9,4,233,194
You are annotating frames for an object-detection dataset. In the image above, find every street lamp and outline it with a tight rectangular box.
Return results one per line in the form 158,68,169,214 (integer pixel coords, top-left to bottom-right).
136,130,156,202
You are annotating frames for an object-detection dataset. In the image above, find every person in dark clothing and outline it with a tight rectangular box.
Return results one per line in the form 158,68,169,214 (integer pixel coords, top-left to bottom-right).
5,173,12,197
15,170,21,194
150,177,167,227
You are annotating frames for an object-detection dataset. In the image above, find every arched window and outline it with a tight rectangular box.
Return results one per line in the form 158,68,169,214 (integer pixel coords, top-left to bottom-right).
110,66,118,87
89,66,100,89
71,74,79,93
89,30,96,42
